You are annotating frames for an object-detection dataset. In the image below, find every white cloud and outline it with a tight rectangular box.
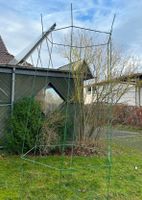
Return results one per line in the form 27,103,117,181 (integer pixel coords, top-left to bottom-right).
0,0,142,69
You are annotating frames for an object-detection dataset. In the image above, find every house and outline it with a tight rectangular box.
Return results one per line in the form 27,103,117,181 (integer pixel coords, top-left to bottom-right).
0,36,14,64
84,73,142,106
0,27,92,138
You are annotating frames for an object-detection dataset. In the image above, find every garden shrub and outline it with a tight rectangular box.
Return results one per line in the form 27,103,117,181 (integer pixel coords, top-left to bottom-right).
39,110,65,154
113,104,131,124
4,97,44,154
113,104,142,127
127,106,142,126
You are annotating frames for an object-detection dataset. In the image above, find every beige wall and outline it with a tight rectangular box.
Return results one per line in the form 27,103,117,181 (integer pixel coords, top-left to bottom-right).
84,84,142,106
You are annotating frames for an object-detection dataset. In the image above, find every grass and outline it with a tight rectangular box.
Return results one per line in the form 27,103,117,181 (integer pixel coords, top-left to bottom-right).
0,135,142,199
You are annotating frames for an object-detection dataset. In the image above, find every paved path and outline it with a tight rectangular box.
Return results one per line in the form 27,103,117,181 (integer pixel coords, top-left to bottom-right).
111,129,141,138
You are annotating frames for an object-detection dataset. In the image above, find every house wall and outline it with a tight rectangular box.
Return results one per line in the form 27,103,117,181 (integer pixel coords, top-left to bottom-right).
84,86,93,104
117,85,136,106
117,85,142,106
84,83,142,106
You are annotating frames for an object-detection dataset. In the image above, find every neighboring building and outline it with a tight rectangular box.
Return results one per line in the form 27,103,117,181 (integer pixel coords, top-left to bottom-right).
1,34,141,107
0,36,14,64
84,74,142,106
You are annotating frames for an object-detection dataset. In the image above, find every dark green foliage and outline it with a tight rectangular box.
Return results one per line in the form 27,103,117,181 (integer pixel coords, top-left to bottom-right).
4,97,44,154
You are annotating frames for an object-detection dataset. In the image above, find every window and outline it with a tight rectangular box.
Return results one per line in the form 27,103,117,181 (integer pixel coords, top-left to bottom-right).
87,86,91,95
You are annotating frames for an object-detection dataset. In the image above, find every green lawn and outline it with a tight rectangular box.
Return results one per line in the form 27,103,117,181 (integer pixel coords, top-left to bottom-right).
0,138,142,199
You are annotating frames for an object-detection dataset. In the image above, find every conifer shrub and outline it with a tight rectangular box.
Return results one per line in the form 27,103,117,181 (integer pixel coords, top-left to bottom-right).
4,97,44,154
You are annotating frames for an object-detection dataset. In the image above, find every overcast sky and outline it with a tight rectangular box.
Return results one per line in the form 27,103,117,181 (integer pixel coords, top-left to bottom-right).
0,0,142,68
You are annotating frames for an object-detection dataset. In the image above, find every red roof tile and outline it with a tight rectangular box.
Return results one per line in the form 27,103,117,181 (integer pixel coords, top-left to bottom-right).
0,36,14,64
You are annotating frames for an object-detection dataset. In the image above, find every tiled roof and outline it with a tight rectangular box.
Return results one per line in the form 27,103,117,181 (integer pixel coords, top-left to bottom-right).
0,36,14,64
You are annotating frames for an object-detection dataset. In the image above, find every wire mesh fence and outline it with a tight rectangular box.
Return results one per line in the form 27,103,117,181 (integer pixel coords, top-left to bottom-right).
0,5,117,199
0,4,141,200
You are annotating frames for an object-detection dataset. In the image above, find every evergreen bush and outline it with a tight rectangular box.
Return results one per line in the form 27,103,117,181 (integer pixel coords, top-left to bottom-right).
4,97,44,154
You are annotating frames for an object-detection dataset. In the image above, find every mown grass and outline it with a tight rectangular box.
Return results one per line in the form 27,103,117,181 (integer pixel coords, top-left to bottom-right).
0,138,142,200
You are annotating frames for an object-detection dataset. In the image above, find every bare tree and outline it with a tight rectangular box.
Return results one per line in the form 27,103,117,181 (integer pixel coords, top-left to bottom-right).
59,30,138,141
